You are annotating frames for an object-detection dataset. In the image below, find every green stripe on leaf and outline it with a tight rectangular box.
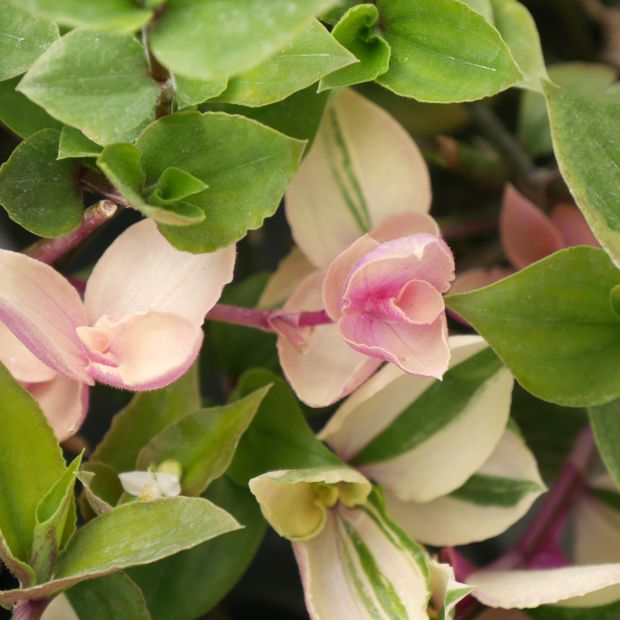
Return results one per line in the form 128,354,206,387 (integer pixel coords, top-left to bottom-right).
354,348,503,465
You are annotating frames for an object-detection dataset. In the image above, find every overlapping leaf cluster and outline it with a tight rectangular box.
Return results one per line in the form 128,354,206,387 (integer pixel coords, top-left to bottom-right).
1,1,620,619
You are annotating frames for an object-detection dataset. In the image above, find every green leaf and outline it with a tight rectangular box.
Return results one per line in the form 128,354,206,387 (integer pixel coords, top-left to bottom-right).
375,0,522,102
518,63,618,158
174,75,228,110
353,348,505,465
130,476,266,620
18,30,160,145
97,143,205,226
77,462,123,517
65,572,151,620
489,0,547,91
12,0,152,31
207,85,330,144
544,81,620,265
150,0,339,81
590,399,620,488
228,369,341,485
446,247,620,407
92,366,200,474
528,600,620,619
0,129,82,238
31,455,82,582
0,498,241,606
0,77,62,138
0,363,66,584
318,4,391,91
0,0,58,81
137,387,270,496
215,20,355,107
147,167,208,205
135,111,305,252
462,0,494,21
58,126,102,160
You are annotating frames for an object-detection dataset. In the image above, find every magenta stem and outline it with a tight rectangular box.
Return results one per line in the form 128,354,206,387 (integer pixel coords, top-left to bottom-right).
26,201,118,265
455,425,596,620
504,424,595,569
206,304,333,333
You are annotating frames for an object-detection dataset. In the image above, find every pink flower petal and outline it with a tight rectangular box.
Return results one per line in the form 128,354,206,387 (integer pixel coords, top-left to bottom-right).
29,376,89,441
339,311,450,378
278,272,380,407
84,219,236,325
0,322,56,384
500,185,564,270
81,310,203,391
322,235,379,320
550,204,599,248
322,214,443,321
344,235,455,303
0,250,89,382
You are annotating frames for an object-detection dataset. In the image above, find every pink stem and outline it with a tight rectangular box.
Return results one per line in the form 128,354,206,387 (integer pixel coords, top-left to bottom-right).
206,304,333,333
25,201,118,265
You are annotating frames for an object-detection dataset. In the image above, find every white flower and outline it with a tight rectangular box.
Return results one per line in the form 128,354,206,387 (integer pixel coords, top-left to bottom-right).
119,470,181,501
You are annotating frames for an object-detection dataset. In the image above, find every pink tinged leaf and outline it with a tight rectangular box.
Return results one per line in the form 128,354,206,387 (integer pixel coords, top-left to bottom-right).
322,213,443,321
344,235,455,302
0,322,56,383
323,235,379,320
79,311,203,391
370,212,440,243
0,250,90,382
277,272,380,407
84,219,236,326
336,235,454,378
468,565,620,609
29,376,89,441
340,308,450,378
500,185,564,270
550,204,600,248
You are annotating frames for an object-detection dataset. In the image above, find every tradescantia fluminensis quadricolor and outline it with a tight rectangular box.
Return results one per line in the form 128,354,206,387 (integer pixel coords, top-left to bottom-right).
1,1,620,618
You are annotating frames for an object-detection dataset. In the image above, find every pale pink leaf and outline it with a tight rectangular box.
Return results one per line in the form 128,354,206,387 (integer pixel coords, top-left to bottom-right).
84,219,236,325
0,250,89,381
500,185,564,269
278,272,380,407
81,310,203,391
551,204,599,248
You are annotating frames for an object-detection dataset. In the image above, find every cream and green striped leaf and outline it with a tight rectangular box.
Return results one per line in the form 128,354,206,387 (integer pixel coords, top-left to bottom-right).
285,88,432,268
272,482,433,620
429,560,472,620
387,428,545,546
321,336,514,503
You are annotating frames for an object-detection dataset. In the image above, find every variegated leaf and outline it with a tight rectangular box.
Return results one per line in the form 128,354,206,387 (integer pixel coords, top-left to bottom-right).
321,336,514,503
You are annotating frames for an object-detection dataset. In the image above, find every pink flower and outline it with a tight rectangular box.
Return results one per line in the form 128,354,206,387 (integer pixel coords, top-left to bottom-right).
271,89,454,407
0,219,235,439
323,226,454,377
451,185,599,294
